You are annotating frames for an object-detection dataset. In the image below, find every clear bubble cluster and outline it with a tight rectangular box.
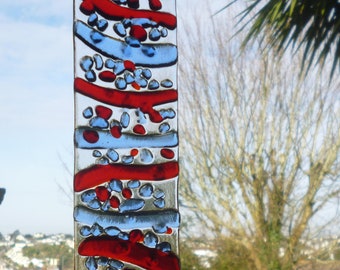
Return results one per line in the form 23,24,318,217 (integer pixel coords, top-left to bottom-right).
113,17,168,42
80,224,173,247
81,180,166,212
92,147,157,165
81,105,176,164
86,1,168,44
85,256,125,270
79,54,174,90
82,105,141,139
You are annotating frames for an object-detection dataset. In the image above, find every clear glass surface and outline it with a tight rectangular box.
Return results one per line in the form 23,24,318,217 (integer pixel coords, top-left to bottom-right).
73,0,179,269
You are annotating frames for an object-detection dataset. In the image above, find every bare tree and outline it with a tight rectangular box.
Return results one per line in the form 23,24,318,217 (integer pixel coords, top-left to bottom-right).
178,11,340,270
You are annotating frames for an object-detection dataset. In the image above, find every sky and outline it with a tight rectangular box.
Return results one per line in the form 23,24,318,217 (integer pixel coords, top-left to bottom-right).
0,0,74,234
0,0,229,235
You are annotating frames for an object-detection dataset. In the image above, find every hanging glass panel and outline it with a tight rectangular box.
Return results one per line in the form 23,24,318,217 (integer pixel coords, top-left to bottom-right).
73,0,179,269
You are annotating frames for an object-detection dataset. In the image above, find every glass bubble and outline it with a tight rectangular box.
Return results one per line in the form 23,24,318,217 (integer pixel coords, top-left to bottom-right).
85,257,97,270
97,157,109,165
93,54,103,70
153,189,165,199
120,112,130,128
157,242,172,253
136,77,147,88
105,226,120,236
153,198,165,209
81,190,96,203
118,232,129,240
114,23,126,37
139,184,153,197
80,226,92,237
152,223,167,234
142,68,152,79
85,70,96,82
88,13,98,26
161,28,168,37
127,180,141,189
122,18,131,27
159,108,176,119
124,72,135,84
97,19,108,31
144,231,158,248
159,122,170,133
109,179,123,192
139,149,154,164
148,79,159,90
161,79,173,88
92,150,102,157
101,200,111,211
125,37,140,47
119,199,145,213
149,28,161,41
107,149,119,162
105,59,115,69
90,116,109,128
122,155,134,164
108,259,124,269
115,77,127,90
88,199,101,209
83,107,93,118
91,223,103,236
97,257,109,266
80,56,93,72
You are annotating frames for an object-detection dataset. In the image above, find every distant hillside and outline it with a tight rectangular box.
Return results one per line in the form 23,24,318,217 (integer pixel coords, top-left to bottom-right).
0,231,74,270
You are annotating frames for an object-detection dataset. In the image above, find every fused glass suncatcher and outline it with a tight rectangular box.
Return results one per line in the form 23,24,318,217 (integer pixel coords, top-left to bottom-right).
73,0,179,269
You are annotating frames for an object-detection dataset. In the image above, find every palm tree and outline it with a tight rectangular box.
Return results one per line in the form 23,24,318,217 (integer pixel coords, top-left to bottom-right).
219,0,340,77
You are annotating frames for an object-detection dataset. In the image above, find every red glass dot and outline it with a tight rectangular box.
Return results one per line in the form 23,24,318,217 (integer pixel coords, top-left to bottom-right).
98,71,116,82
131,82,141,90
149,0,162,10
122,188,132,199
83,130,99,143
95,105,113,120
161,149,175,159
130,149,139,156
110,126,122,138
123,60,136,71
129,25,147,41
95,186,110,202
79,0,94,15
133,124,146,135
166,227,173,234
109,196,120,208
129,229,144,243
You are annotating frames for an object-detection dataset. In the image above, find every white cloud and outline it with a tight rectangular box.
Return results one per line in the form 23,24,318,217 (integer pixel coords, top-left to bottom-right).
0,15,73,128
1,0,72,25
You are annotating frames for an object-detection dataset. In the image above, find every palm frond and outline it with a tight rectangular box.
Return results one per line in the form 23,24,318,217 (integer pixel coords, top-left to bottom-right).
222,0,340,78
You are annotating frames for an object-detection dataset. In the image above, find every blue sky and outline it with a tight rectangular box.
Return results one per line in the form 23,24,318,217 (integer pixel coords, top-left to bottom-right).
0,0,74,234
